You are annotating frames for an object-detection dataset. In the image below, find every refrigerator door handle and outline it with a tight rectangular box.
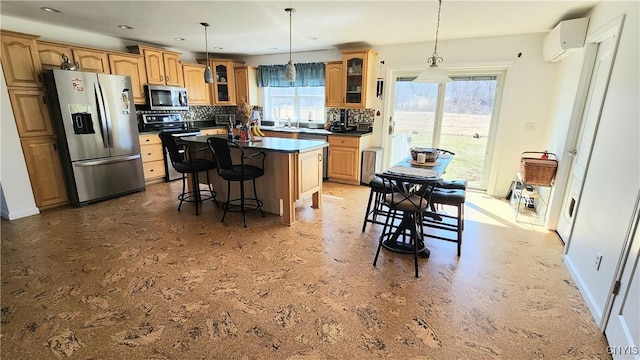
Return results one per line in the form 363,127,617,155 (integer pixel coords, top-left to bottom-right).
94,82,111,148
74,154,141,167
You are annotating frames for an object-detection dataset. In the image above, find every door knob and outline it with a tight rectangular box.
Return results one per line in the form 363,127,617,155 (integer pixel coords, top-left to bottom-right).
568,149,577,157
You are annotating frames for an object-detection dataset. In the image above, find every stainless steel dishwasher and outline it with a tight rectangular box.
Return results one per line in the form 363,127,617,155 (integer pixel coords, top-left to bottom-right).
298,132,328,180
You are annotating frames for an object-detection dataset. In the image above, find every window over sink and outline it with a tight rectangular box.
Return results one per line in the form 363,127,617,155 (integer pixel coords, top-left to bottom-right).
263,86,325,123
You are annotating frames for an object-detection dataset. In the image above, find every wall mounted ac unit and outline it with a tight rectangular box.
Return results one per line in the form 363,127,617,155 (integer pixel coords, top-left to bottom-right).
543,18,589,63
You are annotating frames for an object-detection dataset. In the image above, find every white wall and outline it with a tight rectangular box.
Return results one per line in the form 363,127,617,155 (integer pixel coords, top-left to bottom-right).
560,0,639,327
0,66,39,220
244,33,558,197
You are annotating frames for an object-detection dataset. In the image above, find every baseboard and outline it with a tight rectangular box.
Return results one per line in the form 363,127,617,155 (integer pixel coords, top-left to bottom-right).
563,253,605,329
1,206,40,220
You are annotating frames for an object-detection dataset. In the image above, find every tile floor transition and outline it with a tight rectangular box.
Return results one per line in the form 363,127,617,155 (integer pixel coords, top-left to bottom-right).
1,181,611,359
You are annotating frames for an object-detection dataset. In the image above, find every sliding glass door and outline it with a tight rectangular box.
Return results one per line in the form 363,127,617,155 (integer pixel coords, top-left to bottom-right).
389,72,501,190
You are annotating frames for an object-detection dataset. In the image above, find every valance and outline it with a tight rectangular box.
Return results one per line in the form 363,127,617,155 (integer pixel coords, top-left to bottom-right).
257,62,325,87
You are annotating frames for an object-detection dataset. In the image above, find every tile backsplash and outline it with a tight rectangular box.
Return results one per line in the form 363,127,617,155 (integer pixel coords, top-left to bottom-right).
326,108,375,125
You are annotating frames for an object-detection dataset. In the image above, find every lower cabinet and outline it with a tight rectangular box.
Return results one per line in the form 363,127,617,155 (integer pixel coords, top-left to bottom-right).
327,135,369,185
297,149,323,199
200,128,226,136
261,130,298,139
139,134,165,182
20,137,68,208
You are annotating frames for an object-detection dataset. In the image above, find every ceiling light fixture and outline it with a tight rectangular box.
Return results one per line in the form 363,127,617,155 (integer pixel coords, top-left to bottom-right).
118,25,134,30
40,7,61,13
200,22,213,84
284,8,296,82
414,0,452,83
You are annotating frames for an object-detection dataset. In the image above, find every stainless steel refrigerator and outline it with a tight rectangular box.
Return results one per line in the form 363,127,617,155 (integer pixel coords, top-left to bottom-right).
43,69,145,206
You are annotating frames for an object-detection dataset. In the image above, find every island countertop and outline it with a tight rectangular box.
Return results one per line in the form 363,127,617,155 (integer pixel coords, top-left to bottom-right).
181,134,326,226
181,135,328,153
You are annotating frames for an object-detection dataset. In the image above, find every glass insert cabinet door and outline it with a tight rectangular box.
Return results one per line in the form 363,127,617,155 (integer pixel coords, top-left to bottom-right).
212,61,236,105
344,56,364,106
215,64,230,102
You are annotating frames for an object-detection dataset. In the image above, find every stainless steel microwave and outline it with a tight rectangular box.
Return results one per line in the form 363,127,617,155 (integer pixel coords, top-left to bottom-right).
145,85,188,111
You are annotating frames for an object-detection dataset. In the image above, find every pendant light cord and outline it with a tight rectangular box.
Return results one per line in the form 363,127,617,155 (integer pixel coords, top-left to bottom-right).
288,9,293,62
434,0,442,56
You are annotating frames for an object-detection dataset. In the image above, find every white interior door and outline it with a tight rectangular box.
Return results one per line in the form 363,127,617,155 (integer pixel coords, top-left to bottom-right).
556,35,617,242
604,197,639,359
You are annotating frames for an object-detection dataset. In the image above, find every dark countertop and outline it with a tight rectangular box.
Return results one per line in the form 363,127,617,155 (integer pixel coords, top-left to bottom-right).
181,134,328,154
259,125,372,137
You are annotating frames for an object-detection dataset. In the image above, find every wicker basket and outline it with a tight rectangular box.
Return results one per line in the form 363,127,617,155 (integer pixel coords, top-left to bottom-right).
519,152,558,186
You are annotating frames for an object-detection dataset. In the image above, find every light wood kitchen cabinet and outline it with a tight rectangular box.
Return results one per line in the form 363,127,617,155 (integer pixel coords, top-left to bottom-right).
8,88,53,137
139,133,166,182
325,61,344,107
108,52,148,104
200,128,226,136
327,135,370,185
128,45,183,87
260,130,298,139
72,47,110,73
297,149,323,199
182,63,211,105
211,60,236,105
234,66,258,105
341,49,377,109
37,41,73,71
0,30,43,88
20,137,68,208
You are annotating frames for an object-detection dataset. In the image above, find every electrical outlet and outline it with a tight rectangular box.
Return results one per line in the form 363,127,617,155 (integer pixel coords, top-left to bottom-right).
524,122,536,131
595,253,603,271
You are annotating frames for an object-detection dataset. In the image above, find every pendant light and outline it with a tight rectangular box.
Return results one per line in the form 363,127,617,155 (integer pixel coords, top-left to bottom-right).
284,8,296,82
201,22,214,84
414,0,452,83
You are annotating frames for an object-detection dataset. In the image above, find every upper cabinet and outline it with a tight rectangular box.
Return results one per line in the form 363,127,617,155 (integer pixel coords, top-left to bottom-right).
325,61,343,107
72,47,110,73
182,63,211,105
341,49,377,109
210,59,236,105
0,30,42,88
234,65,258,106
128,45,183,87
37,41,73,71
108,52,148,104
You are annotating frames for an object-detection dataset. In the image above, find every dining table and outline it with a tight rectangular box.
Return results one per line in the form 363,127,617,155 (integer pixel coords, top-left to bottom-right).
379,152,453,258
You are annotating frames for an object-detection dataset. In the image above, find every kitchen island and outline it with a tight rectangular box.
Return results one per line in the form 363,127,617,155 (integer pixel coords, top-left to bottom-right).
182,135,328,225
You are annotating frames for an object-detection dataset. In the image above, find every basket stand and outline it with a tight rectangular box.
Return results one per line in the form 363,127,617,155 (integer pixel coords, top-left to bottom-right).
510,172,553,225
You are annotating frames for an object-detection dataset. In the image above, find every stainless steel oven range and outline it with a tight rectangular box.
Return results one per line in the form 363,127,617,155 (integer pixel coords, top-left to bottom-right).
140,113,202,181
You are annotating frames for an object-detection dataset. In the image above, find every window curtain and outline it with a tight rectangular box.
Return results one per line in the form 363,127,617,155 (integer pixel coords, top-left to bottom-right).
257,62,325,87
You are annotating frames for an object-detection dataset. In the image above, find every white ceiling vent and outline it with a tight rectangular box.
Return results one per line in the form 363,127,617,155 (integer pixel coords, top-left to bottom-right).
543,18,589,63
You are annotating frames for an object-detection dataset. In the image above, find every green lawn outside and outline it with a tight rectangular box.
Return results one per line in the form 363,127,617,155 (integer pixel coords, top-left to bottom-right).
393,111,490,188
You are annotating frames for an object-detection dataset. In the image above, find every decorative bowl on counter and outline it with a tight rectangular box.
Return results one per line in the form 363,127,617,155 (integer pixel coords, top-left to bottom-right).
410,147,438,161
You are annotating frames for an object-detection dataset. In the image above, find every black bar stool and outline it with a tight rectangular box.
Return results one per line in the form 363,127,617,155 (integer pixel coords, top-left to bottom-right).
423,187,466,256
159,132,217,215
207,137,266,227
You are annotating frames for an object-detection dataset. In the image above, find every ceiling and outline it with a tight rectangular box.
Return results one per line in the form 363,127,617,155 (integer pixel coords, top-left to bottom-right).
0,1,598,56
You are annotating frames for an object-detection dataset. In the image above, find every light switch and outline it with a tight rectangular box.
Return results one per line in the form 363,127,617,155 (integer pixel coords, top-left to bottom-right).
524,122,536,131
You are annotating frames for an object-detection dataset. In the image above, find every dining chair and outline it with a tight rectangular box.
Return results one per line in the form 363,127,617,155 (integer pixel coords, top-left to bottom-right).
362,176,392,232
423,187,466,256
158,132,217,215
373,172,438,278
207,137,266,227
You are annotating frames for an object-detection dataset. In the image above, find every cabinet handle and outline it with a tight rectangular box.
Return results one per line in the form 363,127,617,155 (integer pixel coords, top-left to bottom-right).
37,73,42,83
42,96,47,104
150,169,154,172
165,76,169,82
